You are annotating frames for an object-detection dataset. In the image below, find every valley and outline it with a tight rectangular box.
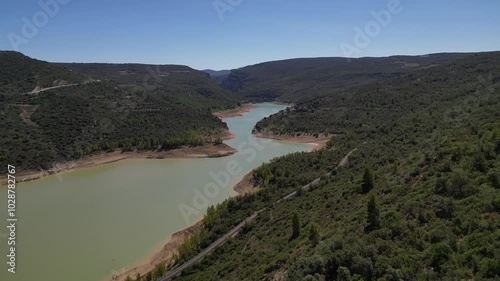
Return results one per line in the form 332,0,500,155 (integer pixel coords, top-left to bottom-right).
0,50,499,281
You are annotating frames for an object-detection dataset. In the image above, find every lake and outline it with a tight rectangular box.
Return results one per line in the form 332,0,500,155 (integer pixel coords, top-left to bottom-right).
0,103,311,281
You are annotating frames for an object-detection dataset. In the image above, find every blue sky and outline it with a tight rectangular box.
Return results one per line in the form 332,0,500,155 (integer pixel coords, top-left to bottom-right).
1,0,499,69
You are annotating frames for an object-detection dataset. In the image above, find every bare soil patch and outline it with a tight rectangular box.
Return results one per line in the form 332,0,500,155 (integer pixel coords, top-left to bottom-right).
253,132,331,151
213,104,258,118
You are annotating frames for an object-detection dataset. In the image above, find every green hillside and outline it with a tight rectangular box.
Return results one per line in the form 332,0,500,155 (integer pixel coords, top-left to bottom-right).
255,52,500,136
0,53,240,172
56,62,240,107
162,52,500,281
221,53,472,103
0,51,89,95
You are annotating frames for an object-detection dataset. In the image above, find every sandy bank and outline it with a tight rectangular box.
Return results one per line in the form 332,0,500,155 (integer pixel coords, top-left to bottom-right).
233,171,260,195
112,132,327,280
113,170,259,281
253,132,331,151
0,144,236,187
111,221,203,281
213,104,258,118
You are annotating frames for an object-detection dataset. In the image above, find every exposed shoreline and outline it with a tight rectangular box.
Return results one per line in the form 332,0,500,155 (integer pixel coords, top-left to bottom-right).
111,220,204,281
0,108,242,186
5,103,325,281
112,132,329,280
253,132,331,151
212,103,258,118
112,171,259,281
112,133,326,281
1,104,294,187
0,143,237,187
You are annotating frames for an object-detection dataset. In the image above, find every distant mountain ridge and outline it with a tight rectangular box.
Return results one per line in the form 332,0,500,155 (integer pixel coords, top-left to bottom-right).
203,69,231,76
221,53,475,102
203,69,231,84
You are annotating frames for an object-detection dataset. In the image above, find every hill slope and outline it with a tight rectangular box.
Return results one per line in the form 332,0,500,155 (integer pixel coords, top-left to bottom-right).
159,52,500,281
0,51,90,95
221,53,472,102
0,54,240,172
255,52,500,136
56,62,240,108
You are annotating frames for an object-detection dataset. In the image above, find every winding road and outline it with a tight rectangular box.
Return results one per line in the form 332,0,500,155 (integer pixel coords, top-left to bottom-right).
29,80,100,94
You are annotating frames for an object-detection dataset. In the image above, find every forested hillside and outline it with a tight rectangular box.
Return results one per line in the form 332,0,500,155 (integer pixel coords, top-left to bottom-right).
56,63,240,106
158,52,500,281
0,51,89,95
221,53,471,103
255,52,500,136
0,53,240,172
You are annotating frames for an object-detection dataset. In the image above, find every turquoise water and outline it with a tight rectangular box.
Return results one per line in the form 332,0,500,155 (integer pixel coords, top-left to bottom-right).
0,103,311,281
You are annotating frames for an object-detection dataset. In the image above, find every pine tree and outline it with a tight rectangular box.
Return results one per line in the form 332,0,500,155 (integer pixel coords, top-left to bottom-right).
291,211,301,239
361,166,374,193
308,222,320,246
155,263,166,278
337,267,351,281
366,193,380,231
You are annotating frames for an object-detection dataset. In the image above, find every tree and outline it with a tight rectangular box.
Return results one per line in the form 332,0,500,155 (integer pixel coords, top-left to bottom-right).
430,242,451,272
125,276,132,281
361,166,374,193
487,169,500,189
309,222,321,246
154,263,166,278
448,169,471,198
135,273,141,281
366,193,380,231
291,211,301,239
337,267,351,281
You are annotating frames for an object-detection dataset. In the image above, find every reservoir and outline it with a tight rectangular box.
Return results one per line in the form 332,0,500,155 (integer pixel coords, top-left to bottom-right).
0,103,311,281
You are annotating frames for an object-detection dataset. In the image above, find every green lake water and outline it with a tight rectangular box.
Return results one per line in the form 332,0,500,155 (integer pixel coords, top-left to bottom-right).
0,103,311,281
